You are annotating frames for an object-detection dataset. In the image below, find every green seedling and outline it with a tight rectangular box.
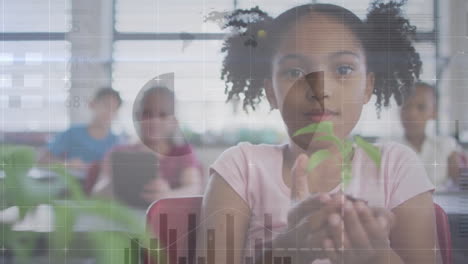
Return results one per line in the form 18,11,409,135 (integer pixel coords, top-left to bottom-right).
293,121,381,188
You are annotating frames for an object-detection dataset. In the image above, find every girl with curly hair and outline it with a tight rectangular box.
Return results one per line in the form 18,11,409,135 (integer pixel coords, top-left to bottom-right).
198,1,440,263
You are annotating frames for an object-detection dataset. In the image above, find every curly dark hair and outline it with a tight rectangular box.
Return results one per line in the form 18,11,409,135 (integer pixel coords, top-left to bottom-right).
220,0,422,114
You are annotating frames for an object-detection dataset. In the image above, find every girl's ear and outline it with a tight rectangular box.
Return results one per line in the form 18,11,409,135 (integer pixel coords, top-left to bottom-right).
264,79,278,109
364,72,375,104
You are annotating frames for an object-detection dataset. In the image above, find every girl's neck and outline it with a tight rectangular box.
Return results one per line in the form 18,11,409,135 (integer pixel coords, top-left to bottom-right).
405,133,426,153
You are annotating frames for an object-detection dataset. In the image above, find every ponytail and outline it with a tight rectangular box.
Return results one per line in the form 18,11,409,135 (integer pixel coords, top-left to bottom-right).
220,7,273,111
365,0,422,111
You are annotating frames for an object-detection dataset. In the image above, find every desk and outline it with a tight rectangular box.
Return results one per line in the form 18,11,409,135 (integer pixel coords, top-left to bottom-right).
433,192,468,264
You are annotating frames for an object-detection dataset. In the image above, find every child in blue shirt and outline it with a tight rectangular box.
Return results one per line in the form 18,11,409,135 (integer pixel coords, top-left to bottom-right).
39,88,122,170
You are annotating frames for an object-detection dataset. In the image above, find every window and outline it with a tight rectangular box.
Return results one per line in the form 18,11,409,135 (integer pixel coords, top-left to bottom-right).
237,0,311,17
1,0,71,132
238,0,434,32
0,0,69,32
115,0,232,33
314,0,434,32
114,0,286,140
112,39,285,136
114,0,437,140
112,40,227,135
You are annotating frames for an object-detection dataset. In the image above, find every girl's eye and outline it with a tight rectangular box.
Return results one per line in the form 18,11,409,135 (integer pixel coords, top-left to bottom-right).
284,68,305,79
336,65,354,76
142,110,153,120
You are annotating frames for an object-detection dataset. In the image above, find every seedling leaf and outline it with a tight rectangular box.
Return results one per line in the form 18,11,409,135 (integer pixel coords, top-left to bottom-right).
306,149,331,172
354,136,381,168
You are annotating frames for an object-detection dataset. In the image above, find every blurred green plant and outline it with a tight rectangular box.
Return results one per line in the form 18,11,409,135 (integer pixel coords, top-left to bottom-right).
0,145,161,263
293,121,381,188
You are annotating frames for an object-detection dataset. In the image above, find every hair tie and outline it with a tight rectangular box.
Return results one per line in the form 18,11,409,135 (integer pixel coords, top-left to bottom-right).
257,29,267,38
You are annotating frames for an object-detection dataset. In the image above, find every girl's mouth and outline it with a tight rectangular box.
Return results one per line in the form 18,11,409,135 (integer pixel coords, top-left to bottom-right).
303,109,339,122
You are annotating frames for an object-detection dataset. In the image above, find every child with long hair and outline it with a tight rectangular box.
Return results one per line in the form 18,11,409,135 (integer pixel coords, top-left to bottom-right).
92,84,203,204
198,1,439,264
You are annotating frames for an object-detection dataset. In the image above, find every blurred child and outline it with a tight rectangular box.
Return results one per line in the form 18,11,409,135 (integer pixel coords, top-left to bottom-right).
92,85,203,204
198,2,440,264
398,82,465,190
38,88,122,170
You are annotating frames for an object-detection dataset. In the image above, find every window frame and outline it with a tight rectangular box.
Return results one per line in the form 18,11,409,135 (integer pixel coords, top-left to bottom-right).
0,8,70,132
111,0,440,138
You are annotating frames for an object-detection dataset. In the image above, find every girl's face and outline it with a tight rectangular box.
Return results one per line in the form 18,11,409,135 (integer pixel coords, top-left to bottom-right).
400,85,436,136
137,91,177,145
265,13,374,150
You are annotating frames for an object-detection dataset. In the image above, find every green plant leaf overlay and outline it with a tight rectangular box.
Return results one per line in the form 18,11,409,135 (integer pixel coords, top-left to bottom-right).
1,146,36,216
0,145,161,263
293,121,333,137
341,166,353,188
341,140,353,162
354,136,381,168
10,231,40,264
89,231,133,264
315,135,343,150
50,164,86,201
51,202,76,253
306,149,331,172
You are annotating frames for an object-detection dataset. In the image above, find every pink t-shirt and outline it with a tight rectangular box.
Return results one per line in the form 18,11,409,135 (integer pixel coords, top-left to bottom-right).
210,141,434,263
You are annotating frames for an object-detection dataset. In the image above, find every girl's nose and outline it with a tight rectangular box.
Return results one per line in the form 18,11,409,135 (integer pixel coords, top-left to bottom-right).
304,71,330,105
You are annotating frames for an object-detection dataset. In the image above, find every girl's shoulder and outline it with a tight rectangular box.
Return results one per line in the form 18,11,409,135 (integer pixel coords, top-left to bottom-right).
373,141,423,172
352,141,419,170
210,142,285,179
209,142,286,206
351,141,434,209
217,142,285,162
352,140,425,187
376,141,418,159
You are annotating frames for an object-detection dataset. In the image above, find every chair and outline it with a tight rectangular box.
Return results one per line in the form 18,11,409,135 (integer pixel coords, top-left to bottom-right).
434,203,453,264
146,197,452,264
146,196,203,264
